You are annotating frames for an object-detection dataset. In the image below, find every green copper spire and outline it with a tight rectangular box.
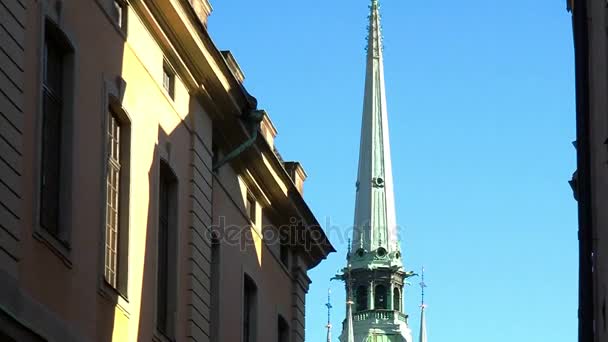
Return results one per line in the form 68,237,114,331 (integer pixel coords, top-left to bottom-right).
352,0,399,259
339,1,414,341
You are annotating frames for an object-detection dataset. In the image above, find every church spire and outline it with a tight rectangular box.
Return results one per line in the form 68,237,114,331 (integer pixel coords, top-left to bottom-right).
352,0,399,256
339,2,413,341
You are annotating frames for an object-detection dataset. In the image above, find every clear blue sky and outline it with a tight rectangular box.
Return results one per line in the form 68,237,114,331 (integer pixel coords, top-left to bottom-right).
209,1,577,341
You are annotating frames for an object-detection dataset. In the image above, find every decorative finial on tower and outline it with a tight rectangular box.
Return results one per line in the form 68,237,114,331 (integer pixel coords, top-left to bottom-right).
347,239,352,261
420,266,427,308
344,256,355,342
326,288,333,342
419,266,428,342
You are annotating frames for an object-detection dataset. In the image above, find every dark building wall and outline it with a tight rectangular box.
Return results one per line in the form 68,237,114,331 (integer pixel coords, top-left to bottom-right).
571,0,608,341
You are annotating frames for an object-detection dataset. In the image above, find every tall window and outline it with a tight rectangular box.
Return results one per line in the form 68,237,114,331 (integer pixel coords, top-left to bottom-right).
393,288,401,311
279,229,289,267
278,315,289,342
375,284,387,310
104,113,121,287
103,107,130,295
243,275,257,342
356,286,368,311
40,21,69,236
157,162,177,338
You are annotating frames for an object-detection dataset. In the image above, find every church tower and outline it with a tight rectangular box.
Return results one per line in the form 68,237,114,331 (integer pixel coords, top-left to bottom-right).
338,1,415,341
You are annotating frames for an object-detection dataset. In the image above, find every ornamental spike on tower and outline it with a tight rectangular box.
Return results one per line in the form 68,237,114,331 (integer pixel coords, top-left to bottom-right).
339,1,415,341
419,267,428,342
326,288,333,342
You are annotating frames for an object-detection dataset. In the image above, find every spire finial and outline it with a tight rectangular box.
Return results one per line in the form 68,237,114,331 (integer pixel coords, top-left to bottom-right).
420,266,427,308
419,266,428,342
326,288,333,342
347,238,352,261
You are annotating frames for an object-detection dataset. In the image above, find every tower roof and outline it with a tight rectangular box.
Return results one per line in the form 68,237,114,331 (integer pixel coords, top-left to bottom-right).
352,0,399,256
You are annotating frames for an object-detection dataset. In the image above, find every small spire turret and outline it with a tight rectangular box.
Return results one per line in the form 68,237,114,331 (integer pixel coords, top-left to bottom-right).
326,288,333,342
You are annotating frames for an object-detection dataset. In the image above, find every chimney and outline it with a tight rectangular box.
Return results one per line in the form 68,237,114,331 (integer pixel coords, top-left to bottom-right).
259,112,278,150
284,162,307,195
187,0,212,27
221,51,245,83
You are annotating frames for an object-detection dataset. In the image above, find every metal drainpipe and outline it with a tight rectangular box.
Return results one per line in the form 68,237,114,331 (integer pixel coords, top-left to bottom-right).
212,109,265,172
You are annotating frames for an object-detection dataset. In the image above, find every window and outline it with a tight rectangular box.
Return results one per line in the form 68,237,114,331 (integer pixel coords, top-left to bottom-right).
393,288,401,311
245,194,256,224
157,162,178,338
103,107,130,295
356,286,368,311
375,284,387,310
278,315,289,342
279,230,289,267
39,20,72,239
162,64,175,99
112,0,128,31
243,275,257,342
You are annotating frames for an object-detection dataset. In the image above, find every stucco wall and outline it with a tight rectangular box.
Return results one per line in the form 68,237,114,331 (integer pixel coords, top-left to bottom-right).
212,162,295,342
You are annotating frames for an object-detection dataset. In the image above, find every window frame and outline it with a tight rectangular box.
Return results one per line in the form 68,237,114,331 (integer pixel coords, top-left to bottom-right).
356,285,369,312
93,0,129,38
374,284,388,310
243,274,258,342
112,0,128,32
245,193,256,225
156,160,179,340
101,103,131,298
162,63,176,100
279,229,289,268
393,287,401,312
33,16,76,265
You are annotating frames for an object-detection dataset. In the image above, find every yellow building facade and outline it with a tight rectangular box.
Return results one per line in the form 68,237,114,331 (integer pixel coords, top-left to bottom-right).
0,0,334,341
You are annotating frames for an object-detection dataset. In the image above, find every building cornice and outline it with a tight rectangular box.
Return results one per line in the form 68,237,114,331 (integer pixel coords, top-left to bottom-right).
133,0,334,267
136,0,254,117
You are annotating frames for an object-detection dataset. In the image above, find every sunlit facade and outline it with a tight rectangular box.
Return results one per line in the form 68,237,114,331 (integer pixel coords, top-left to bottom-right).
0,0,334,341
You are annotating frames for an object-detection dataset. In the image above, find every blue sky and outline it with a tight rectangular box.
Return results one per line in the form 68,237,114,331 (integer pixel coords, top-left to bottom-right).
209,1,577,341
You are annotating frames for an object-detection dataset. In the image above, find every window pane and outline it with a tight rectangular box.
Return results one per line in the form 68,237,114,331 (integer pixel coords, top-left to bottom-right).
104,113,121,289
44,38,63,95
40,91,62,235
157,164,174,336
